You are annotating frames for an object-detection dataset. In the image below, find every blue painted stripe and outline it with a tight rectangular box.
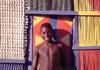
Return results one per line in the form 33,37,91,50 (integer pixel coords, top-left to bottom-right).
73,16,79,46
50,16,57,41
75,51,79,70
0,59,25,63
73,18,76,46
28,15,32,70
25,10,78,15
70,28,74,70
72,46,100,50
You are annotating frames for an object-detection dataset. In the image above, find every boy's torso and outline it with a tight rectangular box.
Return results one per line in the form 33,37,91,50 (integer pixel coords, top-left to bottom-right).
37,43,63,70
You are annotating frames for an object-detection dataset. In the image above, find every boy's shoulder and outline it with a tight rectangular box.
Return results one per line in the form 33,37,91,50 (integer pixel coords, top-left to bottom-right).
53,41,63,48
35,44,42,49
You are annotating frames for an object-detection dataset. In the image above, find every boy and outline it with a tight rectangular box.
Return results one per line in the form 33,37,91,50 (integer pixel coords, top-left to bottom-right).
32,23,67,70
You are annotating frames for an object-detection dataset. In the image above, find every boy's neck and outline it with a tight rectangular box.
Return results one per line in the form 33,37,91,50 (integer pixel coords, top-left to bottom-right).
43,40,54,46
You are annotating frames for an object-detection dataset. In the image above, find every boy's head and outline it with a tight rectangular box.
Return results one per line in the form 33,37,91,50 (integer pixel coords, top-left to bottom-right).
40,23,53,42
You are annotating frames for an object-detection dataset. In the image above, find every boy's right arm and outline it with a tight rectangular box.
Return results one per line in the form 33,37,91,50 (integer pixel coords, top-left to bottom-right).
32,47,39,70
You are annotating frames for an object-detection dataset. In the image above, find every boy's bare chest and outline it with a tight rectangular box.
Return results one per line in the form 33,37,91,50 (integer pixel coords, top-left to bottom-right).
38,46,60,58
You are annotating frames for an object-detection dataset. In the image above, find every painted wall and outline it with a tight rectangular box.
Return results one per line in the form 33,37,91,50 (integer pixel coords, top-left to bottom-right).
32,15,73,70
74,0,100,70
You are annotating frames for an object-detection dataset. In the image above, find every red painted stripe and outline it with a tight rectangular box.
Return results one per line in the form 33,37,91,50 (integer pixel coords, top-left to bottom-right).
79,50,100,70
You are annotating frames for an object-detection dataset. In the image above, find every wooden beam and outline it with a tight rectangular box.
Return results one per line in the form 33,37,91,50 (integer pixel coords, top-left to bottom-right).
0,59,25,63
25,10,78,15
72,46,100,50
27,15,33,70
78,11,100,16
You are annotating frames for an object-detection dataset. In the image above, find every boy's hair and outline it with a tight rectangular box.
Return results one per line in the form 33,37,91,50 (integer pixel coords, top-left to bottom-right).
40,23,53,30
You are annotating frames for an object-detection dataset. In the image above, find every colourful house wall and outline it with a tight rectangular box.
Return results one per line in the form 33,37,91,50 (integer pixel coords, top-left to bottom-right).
74,0,100,70
32,15,73,70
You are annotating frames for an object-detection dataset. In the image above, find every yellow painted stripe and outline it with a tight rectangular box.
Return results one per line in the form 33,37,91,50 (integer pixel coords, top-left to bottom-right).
35,35,44,46
74,0,78,11
33,15,45,27
79,16,100,46
78,11,100,16
74,0,93,11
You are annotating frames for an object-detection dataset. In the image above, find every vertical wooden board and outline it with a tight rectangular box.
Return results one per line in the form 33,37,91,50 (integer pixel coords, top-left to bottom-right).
78,0,82,11
78,16,82,46
73,0,78,11
43,0,47,10
73,18,76,46
97,17,99,46
98,17,100,45
82,0,85,11
28,15,33,70
97,0,99,11
70,28,74,70
99,50,100,70
52,0,58,10
79,51,82,70
28,0,33,10
47,0,52,10
62,0,68,11
74,16,79,46
94,0,98,11
57,0,62,11
38,0,43,10
33,0,38,10
99,0,100,11
68,0,73,11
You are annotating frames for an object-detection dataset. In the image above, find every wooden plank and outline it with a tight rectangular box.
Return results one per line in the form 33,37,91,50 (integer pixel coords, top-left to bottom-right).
75,51,79,70
38,0,43,10
78,11,100,16
73,19,76,46
28,0,31,10
47,0,52,10
72,46,100,50
74,0,79,11
68,0,73,11
70,28,74,70
57,0,62,11
25,10,100,16
0,59,25,63
27,15,33,70
52,0,58,10
25,10,78,15
62,0,68,11
74,16,79,46
43,0,47,10
33,0,38,10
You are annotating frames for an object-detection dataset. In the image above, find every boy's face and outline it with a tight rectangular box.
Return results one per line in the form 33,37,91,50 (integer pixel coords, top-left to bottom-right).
40,27,53,42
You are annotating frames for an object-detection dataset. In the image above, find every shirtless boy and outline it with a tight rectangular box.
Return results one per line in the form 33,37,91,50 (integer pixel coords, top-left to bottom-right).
32,23,67,70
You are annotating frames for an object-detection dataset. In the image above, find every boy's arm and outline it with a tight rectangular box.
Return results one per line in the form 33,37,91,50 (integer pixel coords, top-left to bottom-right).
32,47,39,70
60,43,67,70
